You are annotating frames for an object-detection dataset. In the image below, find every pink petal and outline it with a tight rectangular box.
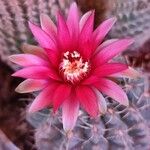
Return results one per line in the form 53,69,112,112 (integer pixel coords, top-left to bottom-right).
62,96,79,132
57,12,71,51
82,75,100,85
93,63,128,77
94,89,107,114
12,66,60,81
45,49,60,68
94,78,129,106
78,39,95,59
15,79,48,93
93,39,134,66
9,54,49,67
28,21,56,49
67,2,79,39
40,14,57,39
111,67,140,79
95,39,118,53
79,11,95,58
21,43,48,60
29,83,59,113
79,11,94,43
76,86,98,117
53,84,71,112
79,11,92,31
93,17,117,46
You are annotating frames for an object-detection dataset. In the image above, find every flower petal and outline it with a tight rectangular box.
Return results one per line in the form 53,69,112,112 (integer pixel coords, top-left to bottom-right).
79,11,92,31
94,89,107,114
67,2,79,38
93,63,128,77
79,11,95,58
76,86,98,117
15,79,48,93
93,17,117,46
82,76,100,85
95,39,118,53
29,83,59,113
62,97,79,132
12,66,60,81
111,67,140,79
28,21,56,49
93,39,134,66
57,12,71,51
94,78,129,106
40,14,57,39
21,43,47,60
53,84,71,112
9,54,49,67
78,39,95,59
44,49,60,68
79,11,94,43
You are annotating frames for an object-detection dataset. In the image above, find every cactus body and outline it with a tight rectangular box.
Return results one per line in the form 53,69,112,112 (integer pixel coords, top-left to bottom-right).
26,76,150,150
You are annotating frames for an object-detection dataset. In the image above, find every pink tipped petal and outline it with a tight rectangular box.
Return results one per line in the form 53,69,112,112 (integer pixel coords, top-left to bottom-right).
28,21,56,49
67,2,79,38
113,67,140,79
94,78,129,106
94,89,107,114
93,63,128,77
53,84,71,112
93,17,117,45
76,86,99,117
15,79,48,93
40,14,57,39
12,66,60,81
62,97,79,132
79,11,94,43
21,43,48,60
93,39,134,66
78,11,95,57
95,39,118,53
79,11,92,31
57,12,71,51
29,83,59,113
9,54,49,67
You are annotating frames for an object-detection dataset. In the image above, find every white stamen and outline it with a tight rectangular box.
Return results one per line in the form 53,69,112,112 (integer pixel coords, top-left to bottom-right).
60,51,90,84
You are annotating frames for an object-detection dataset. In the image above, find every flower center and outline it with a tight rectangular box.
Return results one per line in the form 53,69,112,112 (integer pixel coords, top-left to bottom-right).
60,51,90,84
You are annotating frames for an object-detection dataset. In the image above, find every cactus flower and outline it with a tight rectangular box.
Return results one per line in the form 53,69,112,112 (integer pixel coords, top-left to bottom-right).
9,3,137,132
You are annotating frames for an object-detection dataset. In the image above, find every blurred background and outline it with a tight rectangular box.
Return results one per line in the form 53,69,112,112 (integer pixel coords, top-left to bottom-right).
0,0,150,149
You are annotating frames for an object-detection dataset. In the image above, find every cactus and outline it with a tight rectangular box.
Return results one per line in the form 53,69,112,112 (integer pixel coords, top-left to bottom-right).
0,60,35,149
107,0,150,52
0,0,73,69
26,73,150,150
0,0,150,67
77,0,150,52
125,39,150,72
0,0,149,150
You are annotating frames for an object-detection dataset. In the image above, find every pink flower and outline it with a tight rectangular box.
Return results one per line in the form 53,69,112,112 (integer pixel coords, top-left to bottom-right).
9,3,138,132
